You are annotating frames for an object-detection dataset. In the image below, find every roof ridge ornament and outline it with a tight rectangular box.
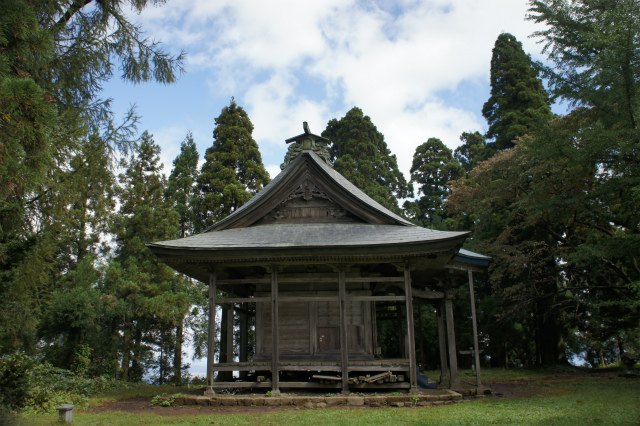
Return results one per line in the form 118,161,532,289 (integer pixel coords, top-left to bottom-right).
281,121,332,169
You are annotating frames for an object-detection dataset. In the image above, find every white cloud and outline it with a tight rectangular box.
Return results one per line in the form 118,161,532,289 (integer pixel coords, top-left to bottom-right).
129,0,547,178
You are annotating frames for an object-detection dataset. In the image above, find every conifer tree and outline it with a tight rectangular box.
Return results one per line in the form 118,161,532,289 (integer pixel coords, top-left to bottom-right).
195,99,270,230
454,131,497,173
166,132,200,239
0,0,183,355
482,33,553,150
164,132,202,383
107,132,188,381
322,107,411,214
403,138,464,228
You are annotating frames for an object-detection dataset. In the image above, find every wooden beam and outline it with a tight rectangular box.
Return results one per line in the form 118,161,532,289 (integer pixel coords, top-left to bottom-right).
349,295,405,302
403,264,418,394
217,278,270,285
217,297,269,304
279,296,339,302
345,277,404,283
270,267,280,395
206,272,217,395
338,267,349,395
468,270,482,389
216,276,406,285
205,381,411,389
445,264,485,273
444,298,460,388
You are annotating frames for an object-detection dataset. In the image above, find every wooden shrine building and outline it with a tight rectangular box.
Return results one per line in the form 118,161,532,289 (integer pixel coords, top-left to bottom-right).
147,124,490,394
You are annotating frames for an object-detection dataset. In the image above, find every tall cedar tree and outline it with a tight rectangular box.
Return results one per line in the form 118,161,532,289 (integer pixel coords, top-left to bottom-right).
322,107,411,214
0,0,183,355
482,33,553,150
454,131,497,173
166,133,200,239
107,132,189,381
403,138,464,228
164,132,203,383
196,99,270,230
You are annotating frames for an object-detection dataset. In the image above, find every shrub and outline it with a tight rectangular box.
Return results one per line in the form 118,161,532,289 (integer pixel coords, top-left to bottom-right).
0,353,127,413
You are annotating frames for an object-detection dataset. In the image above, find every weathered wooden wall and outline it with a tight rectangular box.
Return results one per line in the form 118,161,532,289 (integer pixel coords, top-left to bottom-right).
254,285,375,361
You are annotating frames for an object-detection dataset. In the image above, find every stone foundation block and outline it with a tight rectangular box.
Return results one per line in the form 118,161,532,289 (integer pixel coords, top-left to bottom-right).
348,397,364,406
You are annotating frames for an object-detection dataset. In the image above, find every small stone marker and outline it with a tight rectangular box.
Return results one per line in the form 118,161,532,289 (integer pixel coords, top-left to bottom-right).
56,404,75,423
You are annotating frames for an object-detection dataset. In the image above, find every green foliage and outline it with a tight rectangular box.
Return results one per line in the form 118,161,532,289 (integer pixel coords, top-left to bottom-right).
0,354,128,413
482,33,553,150
0,0,183,360
403,138,464,228
151,393,175,407
195,99,270,230
166,132,200,238
106,132,188,381
322,107,411,214
454,131,497,173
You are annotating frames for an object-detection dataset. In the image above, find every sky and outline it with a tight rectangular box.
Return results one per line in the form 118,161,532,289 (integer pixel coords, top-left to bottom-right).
103,0,552,376
104,0,553,183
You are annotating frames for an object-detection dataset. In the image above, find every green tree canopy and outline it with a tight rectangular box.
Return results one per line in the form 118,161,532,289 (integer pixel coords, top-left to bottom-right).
454,131,497,173
0,0,184,355
195,99,270,230
403,138,464,228
482,33,553,150
107,131,188,381
322,107,411,214
166,132,200,238
527,0,640,358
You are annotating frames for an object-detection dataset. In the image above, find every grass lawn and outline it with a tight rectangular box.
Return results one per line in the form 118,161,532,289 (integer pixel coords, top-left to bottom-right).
15,368,640,426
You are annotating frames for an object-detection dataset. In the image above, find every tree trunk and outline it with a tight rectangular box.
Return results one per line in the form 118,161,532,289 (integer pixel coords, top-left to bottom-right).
535,299,567,366
121,316,132,380
174,316,184,384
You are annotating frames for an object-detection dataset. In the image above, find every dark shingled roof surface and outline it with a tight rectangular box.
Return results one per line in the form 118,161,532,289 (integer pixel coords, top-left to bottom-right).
148,223,467,251
207,150,413,231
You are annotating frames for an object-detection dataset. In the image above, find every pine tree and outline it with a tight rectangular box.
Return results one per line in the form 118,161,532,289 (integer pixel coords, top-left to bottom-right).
195,99,270,230
322,107,411,214
403,138,464,228
482,33,553,150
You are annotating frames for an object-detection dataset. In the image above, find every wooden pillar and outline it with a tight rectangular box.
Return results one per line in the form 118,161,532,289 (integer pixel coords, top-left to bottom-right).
338,267,350,395
205,271,217,395
403,264,418,393
226,288,234,365
444,297,460,388
468,269,482,390
270,267,280,395
436,302,449,385
239,308,248,379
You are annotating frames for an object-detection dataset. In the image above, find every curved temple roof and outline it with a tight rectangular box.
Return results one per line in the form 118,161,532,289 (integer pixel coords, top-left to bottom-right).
146,147,487,278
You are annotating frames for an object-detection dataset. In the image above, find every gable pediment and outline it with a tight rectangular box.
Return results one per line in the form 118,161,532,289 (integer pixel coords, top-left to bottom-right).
207,150,412,231
252,180,362,225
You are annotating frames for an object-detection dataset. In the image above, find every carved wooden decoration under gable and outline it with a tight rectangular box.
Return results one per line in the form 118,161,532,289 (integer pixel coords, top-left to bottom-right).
253,181,361,225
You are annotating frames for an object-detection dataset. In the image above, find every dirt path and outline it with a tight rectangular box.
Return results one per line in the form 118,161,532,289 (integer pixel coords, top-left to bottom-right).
87,397,370,417
85,380,536,417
